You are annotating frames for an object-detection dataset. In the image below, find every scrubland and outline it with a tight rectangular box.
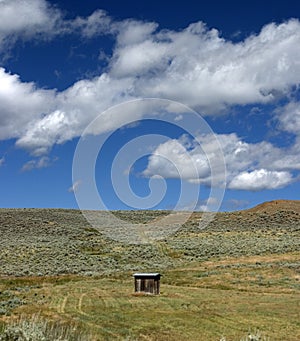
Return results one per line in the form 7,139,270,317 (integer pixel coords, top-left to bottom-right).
0,201,299,340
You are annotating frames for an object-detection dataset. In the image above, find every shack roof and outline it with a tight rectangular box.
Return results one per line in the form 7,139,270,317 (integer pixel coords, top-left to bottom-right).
133,273,161,277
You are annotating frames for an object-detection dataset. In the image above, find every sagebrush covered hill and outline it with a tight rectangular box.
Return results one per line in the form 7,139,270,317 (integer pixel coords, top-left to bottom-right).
0,201,299,340
0,200,299,277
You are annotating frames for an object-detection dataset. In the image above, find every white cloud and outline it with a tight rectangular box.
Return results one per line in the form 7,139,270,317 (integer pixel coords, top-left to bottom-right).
110,19,300,113
21,156,52,172
0,157,4,166
116,20,158,46
142,133,297,191
0,68,56,142
68,180,81,193
0,0,59,33
16,110,71,156
110,39,168,78
0,68,135,155
0,1,116,53
72,9,114,38
228,169,293,191
0,68,56,141
0,0,62,49
143,137,210,180
0,3,300,191
277,101,300,134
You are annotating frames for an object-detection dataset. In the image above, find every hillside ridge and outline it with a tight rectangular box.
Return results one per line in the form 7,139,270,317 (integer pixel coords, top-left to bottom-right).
1,199,300,213
246,199,300,213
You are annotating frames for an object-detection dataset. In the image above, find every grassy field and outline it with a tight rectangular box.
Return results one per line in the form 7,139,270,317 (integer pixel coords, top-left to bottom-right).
0,201,299,340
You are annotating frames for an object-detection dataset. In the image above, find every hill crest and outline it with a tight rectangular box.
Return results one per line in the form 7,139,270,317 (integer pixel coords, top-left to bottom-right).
246,200,300,213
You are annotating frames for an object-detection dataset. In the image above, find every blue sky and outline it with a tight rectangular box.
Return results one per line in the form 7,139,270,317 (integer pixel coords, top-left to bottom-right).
0,0,300,211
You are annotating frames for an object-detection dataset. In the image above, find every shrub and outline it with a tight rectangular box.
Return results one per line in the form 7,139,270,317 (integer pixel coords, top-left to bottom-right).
0,314,91,341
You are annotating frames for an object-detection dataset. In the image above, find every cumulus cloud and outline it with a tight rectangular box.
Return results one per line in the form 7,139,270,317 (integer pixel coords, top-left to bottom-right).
0,68,56,141
0,0,62,50
0,0,60,33
277,101,300,135
0,3,300,193
143,137,210,180
0,0,116,53
1,16,300,154
16,110,71,156
24,74,136,154
142,133,297,190
109,19,300,113
0,68,135,155
0,157,5,166
228,169,293,191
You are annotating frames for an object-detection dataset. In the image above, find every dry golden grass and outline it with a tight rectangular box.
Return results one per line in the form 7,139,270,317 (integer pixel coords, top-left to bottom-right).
1,251,299,341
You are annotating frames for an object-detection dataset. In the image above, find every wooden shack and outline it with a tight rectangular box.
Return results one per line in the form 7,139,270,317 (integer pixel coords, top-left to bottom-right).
133,273,161,295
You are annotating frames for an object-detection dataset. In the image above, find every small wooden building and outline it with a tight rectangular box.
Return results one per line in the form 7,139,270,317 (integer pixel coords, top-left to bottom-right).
133,273,161,295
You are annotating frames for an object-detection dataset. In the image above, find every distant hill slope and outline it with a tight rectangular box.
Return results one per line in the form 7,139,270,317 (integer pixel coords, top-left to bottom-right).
0,203,299,276
246,200,300,213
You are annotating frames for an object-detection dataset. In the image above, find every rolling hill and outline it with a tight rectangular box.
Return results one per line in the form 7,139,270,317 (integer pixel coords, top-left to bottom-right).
0,201,299,340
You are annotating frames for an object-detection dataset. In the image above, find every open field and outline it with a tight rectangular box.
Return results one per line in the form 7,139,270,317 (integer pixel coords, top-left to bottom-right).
0,200,299,340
